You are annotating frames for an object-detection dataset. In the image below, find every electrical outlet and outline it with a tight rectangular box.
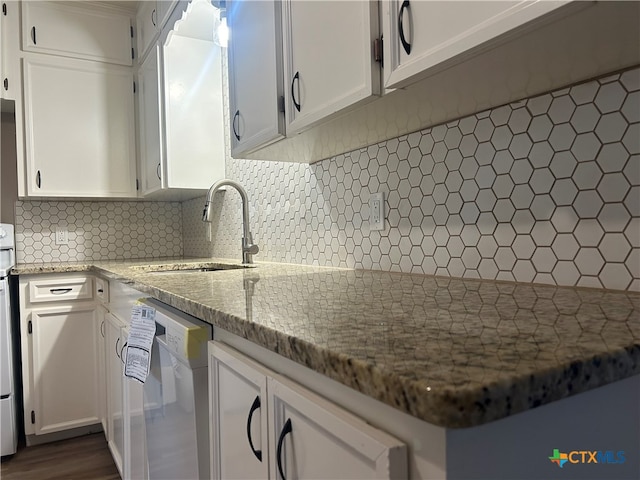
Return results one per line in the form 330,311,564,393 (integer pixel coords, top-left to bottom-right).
369,192,385,231
55,228,68,245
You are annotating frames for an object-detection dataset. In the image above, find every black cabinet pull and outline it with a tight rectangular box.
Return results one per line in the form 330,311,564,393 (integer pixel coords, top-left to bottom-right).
2,4,7,16
232,110,240,141
36,170,41,188
246,395,262,462
100,320,105,338
50,288,72,294
116,337,121,358
3,78,7,91
156,163,161,180
398,0,412,55
151,8,157,26
31,26,36,45
276,418,292,480
120,341,127,364
291,72,301,113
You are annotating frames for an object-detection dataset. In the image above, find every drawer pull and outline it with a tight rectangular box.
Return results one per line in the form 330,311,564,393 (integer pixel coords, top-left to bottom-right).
276,418,292,480
97,288,104,294
116,338,121,358
100,320,105,338
246,395,262,462
50,288,72,295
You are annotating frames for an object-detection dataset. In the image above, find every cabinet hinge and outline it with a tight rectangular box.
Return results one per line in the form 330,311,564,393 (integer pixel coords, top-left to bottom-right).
278,95,285,113
2,3,7,15
373,37,383,66
31,410,35,424
28,320,32,334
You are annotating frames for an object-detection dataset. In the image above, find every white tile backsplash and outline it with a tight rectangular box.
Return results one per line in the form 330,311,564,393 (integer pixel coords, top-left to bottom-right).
183,66,639,291
15,200,183,263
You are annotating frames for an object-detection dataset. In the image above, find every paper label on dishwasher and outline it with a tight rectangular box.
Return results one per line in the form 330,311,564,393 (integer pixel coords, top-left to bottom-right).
124,305,156,384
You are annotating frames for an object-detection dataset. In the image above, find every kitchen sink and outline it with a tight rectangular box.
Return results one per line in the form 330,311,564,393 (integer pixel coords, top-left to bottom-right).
132,263,248,275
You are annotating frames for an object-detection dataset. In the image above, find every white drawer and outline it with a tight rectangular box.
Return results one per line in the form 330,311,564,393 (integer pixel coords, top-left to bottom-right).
28,276,94,304
95,277,109,303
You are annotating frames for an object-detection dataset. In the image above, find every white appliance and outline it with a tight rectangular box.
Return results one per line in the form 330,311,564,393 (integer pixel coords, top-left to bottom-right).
142,299,212,480
0,224,17,456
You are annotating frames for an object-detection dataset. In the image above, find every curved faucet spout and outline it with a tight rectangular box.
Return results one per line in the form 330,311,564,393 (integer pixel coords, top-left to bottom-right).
202,179,259,264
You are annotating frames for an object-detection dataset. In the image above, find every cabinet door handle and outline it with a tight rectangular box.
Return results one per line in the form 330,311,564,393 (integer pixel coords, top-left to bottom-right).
100,320,105,338
151,8,157,26
291,72,301,113
232,110,241,141
276,418,292,480
120,341,127,364
31,26,37,45
156,163,161,180
246,395,262,462
3,78,7,91
398,0,412,55
36,170,41,188
50,288,72,295
116,337,121,358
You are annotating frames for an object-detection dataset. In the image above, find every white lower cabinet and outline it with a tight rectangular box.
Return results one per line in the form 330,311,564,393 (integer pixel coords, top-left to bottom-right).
105,311,126,477
19,274,101,441
209,341,407,480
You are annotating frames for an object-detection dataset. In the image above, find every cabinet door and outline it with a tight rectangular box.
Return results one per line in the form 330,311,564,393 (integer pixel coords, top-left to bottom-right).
105,312,125,477
209,342,270,480
97,305,108,436
138,43,164,195
282,0,380,134
162,31,225,189
1,1,21,101
137,1,160,63
23,55,137,198
227,0,285,156
31,306,100,435
22,1,132,66
383,0,568,90
268,375,407,480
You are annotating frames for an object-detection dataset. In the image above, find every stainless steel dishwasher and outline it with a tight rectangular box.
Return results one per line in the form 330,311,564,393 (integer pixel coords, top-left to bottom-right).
141,299,212,480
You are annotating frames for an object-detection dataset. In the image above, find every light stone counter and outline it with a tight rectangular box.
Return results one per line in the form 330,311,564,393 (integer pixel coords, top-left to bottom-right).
13,259,640,428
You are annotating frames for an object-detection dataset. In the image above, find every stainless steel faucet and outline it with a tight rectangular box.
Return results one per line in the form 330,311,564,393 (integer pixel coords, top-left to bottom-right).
202,179,259,264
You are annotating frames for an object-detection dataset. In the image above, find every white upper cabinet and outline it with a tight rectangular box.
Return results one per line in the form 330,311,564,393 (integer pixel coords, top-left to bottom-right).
382,0,568,90
22,1,133,66
136,0,226,200
136,0,160,62
23,55,137,198
138,44,163,195
282,0,381,134
1,1,21,100
227,0,285,157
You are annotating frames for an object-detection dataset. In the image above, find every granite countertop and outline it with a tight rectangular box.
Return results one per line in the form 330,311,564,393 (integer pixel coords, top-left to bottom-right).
13,259,640,429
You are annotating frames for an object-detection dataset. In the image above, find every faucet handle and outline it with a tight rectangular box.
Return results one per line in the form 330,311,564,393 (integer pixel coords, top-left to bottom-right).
246,243,259,255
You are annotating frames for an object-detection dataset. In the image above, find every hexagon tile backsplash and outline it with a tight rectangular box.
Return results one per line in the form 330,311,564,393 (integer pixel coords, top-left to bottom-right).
184,67,639,291
15,200,183,263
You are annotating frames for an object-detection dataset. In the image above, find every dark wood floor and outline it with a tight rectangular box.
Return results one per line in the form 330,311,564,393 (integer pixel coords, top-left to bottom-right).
1,432,120,480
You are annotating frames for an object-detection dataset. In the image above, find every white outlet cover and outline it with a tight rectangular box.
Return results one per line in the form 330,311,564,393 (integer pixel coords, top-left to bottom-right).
370,192,385,231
